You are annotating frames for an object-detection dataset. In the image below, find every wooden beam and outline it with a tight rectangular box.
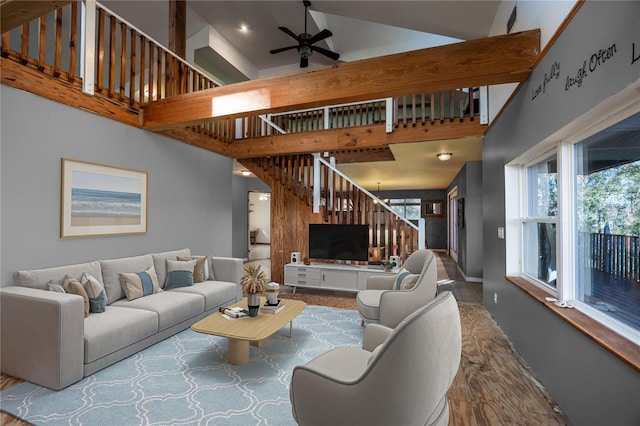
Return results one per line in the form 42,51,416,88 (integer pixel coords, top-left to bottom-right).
329,147,396,164
168,0,186,59
229,119,486,159
141,29,540,131
1,0,72,32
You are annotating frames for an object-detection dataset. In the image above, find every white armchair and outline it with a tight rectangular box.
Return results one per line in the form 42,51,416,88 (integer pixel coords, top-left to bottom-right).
357,249,438,328
289,291,462,426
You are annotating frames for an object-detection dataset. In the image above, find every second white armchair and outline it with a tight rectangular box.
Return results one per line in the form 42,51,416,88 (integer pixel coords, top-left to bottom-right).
357,249,438,328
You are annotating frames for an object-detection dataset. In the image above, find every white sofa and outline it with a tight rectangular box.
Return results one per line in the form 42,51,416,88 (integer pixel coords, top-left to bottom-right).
0,248,242,390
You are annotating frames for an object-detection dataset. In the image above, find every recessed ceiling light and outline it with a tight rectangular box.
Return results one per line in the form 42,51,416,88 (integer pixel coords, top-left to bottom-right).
239,24,249,32
437,153,453,161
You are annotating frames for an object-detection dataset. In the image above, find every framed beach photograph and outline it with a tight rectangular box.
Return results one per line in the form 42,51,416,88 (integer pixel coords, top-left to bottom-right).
61,158,148,237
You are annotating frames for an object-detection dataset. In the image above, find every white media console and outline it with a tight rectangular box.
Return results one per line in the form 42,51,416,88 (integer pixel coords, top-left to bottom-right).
284,262,396,293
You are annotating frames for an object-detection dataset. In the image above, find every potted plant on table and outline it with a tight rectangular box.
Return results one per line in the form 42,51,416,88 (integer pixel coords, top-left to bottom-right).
241,264,268,317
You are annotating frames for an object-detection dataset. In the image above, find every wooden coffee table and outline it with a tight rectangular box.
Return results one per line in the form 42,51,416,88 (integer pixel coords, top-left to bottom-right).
191,298,307,365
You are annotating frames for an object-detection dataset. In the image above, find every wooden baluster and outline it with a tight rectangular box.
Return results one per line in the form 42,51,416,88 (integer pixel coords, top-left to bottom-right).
402,96,407,127
440,91,445,123
412,94,416,127
19,22,29,64
148,43,155,101
459,87,464,122
389,214,398,256
156,47,163,99
129,29,136,104
470,86,475,120
331,170,337,224
376,204,382,260
449,89,454,122
139,36,146,103
108,15,116,98
68,1,77,82
96,8,105,93
1,30,10,57
37,16,46,70
339,176,345,224
119,21,126,100
323,165,329,221
53,8,62,76
430,93,435,124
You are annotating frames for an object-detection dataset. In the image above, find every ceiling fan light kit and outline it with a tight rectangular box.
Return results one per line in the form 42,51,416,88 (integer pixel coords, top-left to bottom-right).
269,0,340,68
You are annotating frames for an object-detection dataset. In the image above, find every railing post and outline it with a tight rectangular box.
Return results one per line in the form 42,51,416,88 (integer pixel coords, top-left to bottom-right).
324,106,330,130
385,97,393,133
313,153,321,213
479,86,489,124
418,217,426,249
80,0,96,95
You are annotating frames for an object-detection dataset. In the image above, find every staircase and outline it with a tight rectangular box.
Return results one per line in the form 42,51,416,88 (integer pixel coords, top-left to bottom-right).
240,154,423,284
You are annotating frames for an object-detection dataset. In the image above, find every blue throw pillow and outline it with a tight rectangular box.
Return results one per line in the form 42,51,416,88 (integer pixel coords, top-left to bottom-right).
395,268,411,290
88,290,107,313
165,270,194,289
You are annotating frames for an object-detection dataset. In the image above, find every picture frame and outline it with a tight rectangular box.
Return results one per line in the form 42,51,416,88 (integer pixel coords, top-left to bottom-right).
61,158,148,238
458,198,465,228
422,200,444,217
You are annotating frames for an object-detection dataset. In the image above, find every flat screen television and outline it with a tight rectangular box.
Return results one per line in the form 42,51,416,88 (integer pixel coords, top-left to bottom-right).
308,224,369,262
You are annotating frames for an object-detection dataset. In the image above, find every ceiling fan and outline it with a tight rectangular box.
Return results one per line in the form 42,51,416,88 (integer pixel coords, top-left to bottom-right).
269,0,340,68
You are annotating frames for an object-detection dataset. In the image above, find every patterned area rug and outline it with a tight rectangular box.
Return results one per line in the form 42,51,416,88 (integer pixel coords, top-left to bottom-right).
0,305,363,425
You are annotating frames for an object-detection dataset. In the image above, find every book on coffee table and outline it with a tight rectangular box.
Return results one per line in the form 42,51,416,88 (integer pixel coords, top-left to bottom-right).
261,300,285,314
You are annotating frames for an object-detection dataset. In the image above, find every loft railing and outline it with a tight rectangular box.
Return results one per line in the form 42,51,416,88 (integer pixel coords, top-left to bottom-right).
1,1,486,145
236,88,483,139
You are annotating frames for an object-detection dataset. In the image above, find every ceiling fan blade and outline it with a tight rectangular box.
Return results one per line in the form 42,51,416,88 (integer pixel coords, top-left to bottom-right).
308,28,333,45
300,56,309,68
311,45,340,60
270,45,298,55
278,26,300,42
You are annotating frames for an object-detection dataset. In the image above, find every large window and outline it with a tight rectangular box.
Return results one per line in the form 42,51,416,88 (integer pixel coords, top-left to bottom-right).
508,111,640,341
389,199,421,220
574,129,640,333
523,154,558,288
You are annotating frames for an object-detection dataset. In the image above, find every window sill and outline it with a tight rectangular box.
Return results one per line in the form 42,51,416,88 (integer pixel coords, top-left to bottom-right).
506,276,640,373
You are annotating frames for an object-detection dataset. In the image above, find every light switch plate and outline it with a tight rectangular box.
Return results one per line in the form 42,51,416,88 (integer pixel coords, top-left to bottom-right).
497,227,505,239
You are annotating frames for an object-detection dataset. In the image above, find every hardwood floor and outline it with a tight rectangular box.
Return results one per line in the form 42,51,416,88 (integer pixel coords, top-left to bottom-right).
1,253,570,425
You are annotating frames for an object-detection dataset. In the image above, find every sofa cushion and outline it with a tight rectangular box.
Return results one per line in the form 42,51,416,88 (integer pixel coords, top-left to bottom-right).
399,274,419,290
119,267,162,301
110,291,204,331
63,275,90,318
100,254,154,304
169,280,238,311
81,273,107,313
151,249,191,289
165,259,197,289
83,306,158,364
177,256,207,283
14,261,103,291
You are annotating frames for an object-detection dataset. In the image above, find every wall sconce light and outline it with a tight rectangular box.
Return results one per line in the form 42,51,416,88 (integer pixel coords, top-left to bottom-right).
241,170,251,176
437,153,453,161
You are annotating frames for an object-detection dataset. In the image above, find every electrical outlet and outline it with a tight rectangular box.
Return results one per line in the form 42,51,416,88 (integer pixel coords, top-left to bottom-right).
493,292,498,304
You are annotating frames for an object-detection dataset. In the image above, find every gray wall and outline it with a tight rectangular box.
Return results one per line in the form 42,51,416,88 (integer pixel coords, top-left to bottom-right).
378,189,447,250
447,161,483,279
1,85,233,285
483,2,640,424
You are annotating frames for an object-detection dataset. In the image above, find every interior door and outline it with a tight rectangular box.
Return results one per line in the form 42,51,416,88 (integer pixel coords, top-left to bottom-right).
448,187,458,262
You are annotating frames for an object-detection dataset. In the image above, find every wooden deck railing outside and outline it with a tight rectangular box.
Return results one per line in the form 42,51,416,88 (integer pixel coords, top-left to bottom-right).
580,232,640,281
